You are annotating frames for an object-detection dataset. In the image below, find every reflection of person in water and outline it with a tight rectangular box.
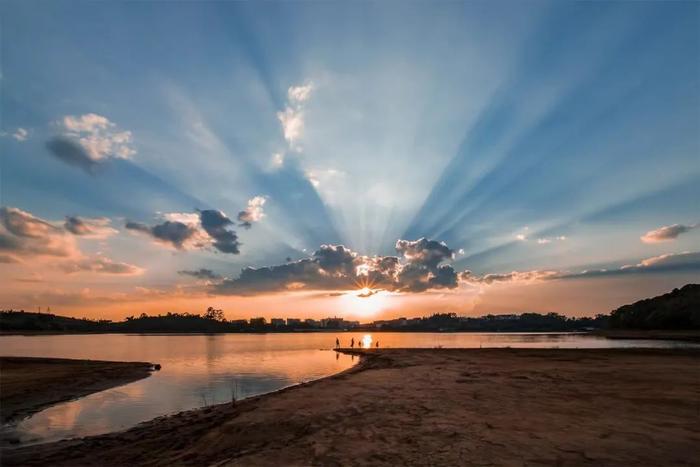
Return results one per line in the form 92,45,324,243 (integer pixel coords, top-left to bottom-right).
350,337,355,348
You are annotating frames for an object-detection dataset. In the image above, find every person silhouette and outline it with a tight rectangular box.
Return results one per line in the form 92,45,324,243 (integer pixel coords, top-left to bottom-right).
335,337,340,348
376,341,379,348
350,337,355,348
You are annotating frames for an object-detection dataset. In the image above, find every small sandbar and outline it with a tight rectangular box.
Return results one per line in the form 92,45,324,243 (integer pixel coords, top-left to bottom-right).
0,357,156,426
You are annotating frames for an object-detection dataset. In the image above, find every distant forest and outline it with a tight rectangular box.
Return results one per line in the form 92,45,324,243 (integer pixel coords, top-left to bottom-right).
1,284,697,334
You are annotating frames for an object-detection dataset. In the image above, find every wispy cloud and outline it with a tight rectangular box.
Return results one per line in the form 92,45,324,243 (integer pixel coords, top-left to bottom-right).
59,256,143,275
1,127,29,141
277,82,313,150
13,128,28,141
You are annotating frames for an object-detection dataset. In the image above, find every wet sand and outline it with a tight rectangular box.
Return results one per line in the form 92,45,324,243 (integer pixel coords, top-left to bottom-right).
3,348,700,466
0,357,156,425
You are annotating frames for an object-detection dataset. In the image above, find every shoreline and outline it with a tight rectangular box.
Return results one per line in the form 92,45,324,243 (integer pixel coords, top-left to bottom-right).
594,329,700,342
3,348,699,466
0,357,156,427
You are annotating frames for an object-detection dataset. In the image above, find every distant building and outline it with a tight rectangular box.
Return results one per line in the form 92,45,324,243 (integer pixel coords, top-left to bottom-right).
372,320,390,328
320,317,360,329
271,318,285,327
250,317,267,326
322,318,342,328
229,319,248,326
286,318,302,326
304,318,320,327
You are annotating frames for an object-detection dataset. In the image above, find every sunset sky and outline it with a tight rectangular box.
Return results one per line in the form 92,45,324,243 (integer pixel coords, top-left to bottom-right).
1,1,699,321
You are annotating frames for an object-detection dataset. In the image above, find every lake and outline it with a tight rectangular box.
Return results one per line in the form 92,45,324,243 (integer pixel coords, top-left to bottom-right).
1,332,695,445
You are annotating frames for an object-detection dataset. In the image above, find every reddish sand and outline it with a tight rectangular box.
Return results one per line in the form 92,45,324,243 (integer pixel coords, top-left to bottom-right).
2,349,699,466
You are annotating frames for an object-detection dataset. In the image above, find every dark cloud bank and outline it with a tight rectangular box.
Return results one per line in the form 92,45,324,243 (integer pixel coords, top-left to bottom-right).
206,238,700,296
213,238,462,296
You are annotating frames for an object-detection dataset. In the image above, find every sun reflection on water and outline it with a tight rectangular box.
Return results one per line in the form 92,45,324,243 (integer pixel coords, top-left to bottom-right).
360,334,372,348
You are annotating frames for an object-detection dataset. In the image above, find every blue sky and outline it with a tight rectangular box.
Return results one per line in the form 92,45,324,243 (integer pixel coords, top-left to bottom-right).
1,1,698,319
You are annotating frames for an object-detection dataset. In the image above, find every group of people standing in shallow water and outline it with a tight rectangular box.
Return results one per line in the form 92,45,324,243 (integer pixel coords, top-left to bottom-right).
335,337,379,349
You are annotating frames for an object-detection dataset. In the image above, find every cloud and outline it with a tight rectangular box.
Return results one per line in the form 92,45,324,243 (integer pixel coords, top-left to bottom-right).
460,269,559,284
213,237,460,296
199,209,240,254
536,236,566,245
59,256,143,275
641,223,697,243
277,107,305,147
178,268,222,280
127,205,261,255
461,251,700,284
0,206,141,274
288,83,313,104
125,220,199,250
64,216,117,239
303,168,344,189
0,207,77,258
270,152,285,169
13,128,28,141
1,128,28,141
559,251,700,278
13,273,44,283
396,238,454,268
277,82,313,149
46,137,100,173
46,113,135,173
0,254,21,264
125,211,234,253
237,196,266,228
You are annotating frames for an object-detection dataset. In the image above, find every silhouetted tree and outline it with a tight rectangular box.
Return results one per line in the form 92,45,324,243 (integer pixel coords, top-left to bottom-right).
204,307,225,321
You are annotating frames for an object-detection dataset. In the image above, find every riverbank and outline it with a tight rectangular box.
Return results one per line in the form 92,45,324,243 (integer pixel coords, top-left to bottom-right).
0,357,156,425
3,348,699,466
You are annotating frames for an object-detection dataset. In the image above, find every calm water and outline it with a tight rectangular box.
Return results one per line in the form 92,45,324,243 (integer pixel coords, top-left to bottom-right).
1,332,695,445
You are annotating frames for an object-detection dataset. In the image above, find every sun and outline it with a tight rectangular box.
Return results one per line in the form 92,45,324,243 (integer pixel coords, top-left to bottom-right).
337,287,388,318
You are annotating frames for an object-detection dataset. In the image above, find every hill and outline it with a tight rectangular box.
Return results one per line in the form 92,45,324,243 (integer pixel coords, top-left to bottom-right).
609,284,700,330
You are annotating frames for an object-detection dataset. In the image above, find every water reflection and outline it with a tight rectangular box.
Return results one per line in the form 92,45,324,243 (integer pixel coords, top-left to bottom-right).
361,334,372,348
0,332,694,445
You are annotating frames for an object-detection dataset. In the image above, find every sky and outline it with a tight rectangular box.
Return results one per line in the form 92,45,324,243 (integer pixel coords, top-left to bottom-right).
1,0,699,321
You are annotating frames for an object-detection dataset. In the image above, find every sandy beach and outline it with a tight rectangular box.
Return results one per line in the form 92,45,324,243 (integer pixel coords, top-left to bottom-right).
2,348,699,466
0,356,156,425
